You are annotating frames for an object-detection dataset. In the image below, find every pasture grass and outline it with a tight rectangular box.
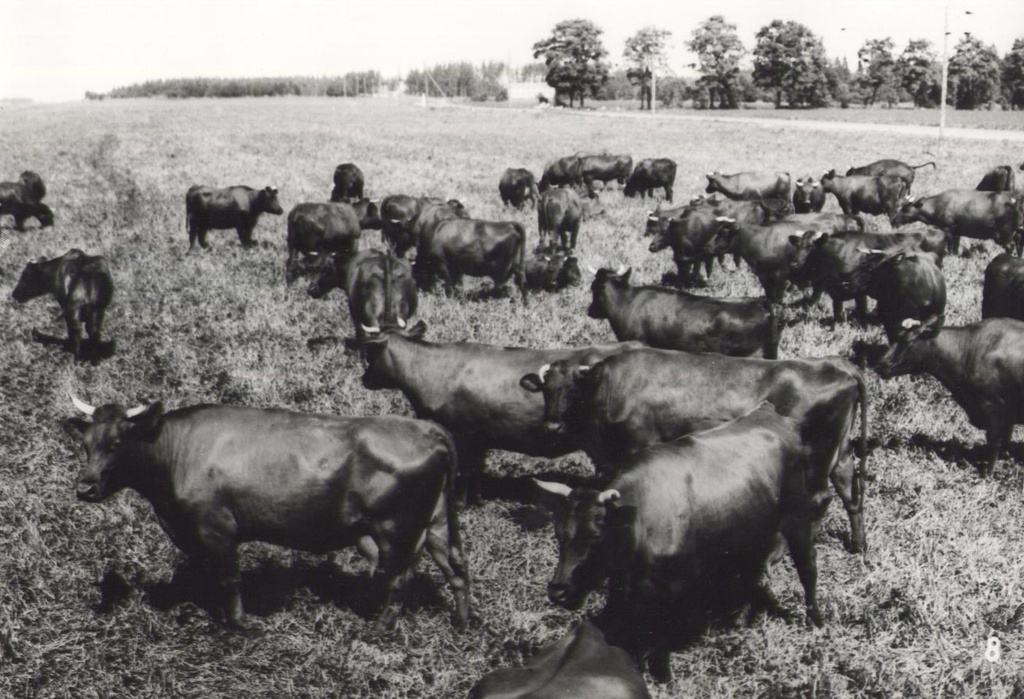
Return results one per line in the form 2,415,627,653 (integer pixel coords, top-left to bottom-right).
1,97,1022,697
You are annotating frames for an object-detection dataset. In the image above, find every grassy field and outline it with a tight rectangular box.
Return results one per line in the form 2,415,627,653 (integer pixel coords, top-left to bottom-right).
1,97,1022,698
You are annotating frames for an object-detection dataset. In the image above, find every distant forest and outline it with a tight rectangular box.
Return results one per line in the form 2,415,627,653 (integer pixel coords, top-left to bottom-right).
98,72,397,100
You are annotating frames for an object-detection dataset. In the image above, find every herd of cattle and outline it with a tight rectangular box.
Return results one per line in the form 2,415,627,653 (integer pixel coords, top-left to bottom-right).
4,150,1024,696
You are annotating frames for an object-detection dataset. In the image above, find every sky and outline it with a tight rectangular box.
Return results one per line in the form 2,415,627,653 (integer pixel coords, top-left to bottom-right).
2,0,1022,102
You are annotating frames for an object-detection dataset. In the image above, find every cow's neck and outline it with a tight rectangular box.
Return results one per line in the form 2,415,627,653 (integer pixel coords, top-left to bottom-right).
384,337,453,417
604,285,635,338
905,330,967,391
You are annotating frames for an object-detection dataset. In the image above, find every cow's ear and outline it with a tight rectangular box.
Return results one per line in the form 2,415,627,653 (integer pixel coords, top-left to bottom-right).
619,268,632,284
62,418,89,443
406,320,427,339
533,479,572,511
788,234,802,247
520,374,543,393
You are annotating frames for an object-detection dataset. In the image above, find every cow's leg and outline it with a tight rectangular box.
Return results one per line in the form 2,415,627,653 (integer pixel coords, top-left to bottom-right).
584,178,597,199
424,493,470,627
569,222,579,251
455,441,486,505
198,229,211,250
854,294,869,324
285,248,298,284
646,650,673,684
983,420,1006,478
188,225,198,250
829,454,866,553
780,517,823,627
372,532,422,630
513,269,528,307
664,185,673,203
238,225,256,248
63,306,84,359
832,296,846,325
14,214,26,232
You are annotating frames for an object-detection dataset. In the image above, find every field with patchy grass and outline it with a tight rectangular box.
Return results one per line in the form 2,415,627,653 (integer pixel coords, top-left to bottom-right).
1,97,1022,698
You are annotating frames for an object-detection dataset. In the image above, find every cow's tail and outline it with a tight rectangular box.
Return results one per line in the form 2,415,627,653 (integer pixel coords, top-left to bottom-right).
434,424,470,627
853,367,869,506
383,248,394,326
911,161,937,171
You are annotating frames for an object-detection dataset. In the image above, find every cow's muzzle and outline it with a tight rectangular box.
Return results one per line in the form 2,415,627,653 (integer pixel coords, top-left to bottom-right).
76,481,102,502
547,581,583,610
543,420,566,434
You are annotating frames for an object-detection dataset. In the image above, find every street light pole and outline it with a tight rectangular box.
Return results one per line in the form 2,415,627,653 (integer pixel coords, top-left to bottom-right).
939,4,949,143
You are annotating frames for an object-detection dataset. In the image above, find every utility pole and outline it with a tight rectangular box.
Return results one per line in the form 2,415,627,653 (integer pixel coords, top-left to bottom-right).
651,58,657,113
939,4,949,144
422,63,427,107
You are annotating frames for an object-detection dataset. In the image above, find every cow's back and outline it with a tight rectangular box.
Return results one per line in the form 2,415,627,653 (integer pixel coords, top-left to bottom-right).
983,253,1024,321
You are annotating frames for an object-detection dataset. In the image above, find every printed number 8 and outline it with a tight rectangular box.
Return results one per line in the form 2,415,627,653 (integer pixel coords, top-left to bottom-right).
986,636,1001,663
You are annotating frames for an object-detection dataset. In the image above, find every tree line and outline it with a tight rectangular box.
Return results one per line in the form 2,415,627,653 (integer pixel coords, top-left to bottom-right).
102,73,398,100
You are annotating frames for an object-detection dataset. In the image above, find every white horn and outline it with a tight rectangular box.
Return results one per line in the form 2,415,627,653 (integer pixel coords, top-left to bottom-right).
715,216,735,223
534,479,572,498
811,230,825,240
125,405,148,418
69,392,96,416
615,265,629,276
360,323,381,334
901,318,922,329
812,182,821,188
598,489,621,504
586,265,599,275
538,363,551,381
647,215,660,222
397,317,407,328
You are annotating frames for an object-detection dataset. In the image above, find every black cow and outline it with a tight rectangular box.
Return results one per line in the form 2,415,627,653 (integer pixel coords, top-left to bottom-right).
12,249,113,360
647,208,736,287
468,621,651,699
0,170,53,230
538,187,582,251
705,171,791,203
793,176,826,214
538,156,582,192
845,159,935,194
976,166,1016,193
308,249,418,338
525,252,582,292
285,202,362,283
534,404,829,681
983,253,1024,321
349,322,639,501
867,250,946,344
623,158,675,202
414,218,528,304
380,195,468,258
875,318,1024,477
587,267,781,358
520,349,868,553
329,163,365,202
62,397,469,628
891,190,1022,255
820,170,907,221
499,168,540,209
185,185,283,250
579,153,632,198
692,194,791,224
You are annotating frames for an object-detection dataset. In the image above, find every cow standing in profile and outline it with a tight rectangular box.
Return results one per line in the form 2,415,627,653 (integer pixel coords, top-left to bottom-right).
62,397,469,629
891,189,1022,255
705,171,792,203
845,159,935,195
624,159,676,203
185,184,284,249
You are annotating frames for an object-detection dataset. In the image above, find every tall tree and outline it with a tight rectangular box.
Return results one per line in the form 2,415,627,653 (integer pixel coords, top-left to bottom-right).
856,37,898,106
897,39,941,108
687,15,745,109
752,20,832,108
948,34,1002,109
532,19,610,108
623,26,672,110
1002,37,1024,110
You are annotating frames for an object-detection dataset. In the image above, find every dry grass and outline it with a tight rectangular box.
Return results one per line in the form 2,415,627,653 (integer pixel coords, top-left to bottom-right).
0,97,1022,698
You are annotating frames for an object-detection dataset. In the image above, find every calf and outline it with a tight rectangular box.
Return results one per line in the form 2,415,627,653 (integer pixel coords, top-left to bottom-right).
524,252,581,292
538,187,582,251
468,621,650,699
285,202,361,283
845,159,935,194
587,267,781,358
308,249,417,338
820,170,906,220
875,318,1024,476
62,398,469,628
891,189,1022,255
705,171,791,203
535,404,828,681
499,168,540,209
579,153,632,198
976,166,1016,193
624,158,676,202
185,184,283,249
329,163,365,202
792,176,826,213
12,249,113,360
0,170,53,231
983,253,1024,321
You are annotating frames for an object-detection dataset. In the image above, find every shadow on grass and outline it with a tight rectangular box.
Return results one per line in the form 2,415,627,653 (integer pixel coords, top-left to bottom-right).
29,329,116,364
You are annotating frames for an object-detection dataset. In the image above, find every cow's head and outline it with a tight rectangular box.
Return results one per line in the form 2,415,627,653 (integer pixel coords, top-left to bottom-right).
353,199,383,230
306,253,345,299
875,318,930,378
446,199,469,219
62,395,164,502
701,216,740,258
787,230,829,275
34,204,55,228
258,186,284,215
556,256,582,290
704,172,723,195
12,256,55,302
349,320,427,388
622,170,638,198
587,267,631,319
890,197,923,227
533,480,636,610
519,360,592,434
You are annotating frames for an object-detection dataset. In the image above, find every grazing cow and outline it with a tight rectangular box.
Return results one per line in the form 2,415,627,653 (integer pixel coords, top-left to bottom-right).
62,398,469,628
976,166,1016,193
0,171,53,230
524,252,582,292
587,267,781,359
468,621,651,699
534,404,829,681
520,349,868,553
538,187,583,251
983,253,1024,321
579,153,632,198
285,202,362,282
329,163,365,202
308,249,418,338
705,171,791,203
12,249,113,360
864,250,946,344
380,195,468,258
349,198,383,230
348,322,639,501
793,176,826,214
874,318,1024,477
624,158,676,203
891,189,1022,255
499,168,540,209
414,218,528,304
647,208,735,287
820,170,907,220
538,156,583,192
845,159,935,194
185,185,283,250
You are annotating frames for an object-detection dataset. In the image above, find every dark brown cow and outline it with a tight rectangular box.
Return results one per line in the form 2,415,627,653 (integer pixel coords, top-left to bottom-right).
538,156,583,192
647,207,735,287
579,153,632,198
538,187,582,251
864,250,946,344
380,195,468,258
285,202,361,283
891,189,1023,255
983,253,1024,321
705,171,791,203
792,176,826,214
499,168,540,209
820,170,907,220
624,159,675,202
185,185,283,249
845,159,935,194
329,163,365,202
0,170,53,230
62,398,469,628
12,249,113,360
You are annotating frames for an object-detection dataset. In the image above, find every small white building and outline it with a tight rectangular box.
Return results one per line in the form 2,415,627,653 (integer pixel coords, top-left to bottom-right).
509,81,555,102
